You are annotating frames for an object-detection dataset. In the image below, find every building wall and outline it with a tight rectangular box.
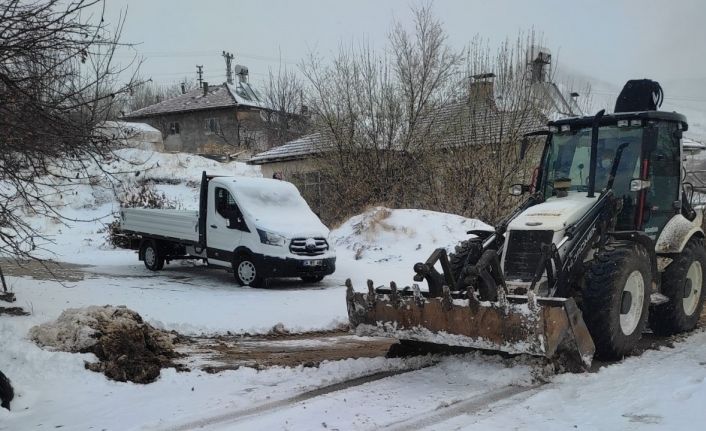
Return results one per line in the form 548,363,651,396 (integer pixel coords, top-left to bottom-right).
257,159,318,179
132,108,272,154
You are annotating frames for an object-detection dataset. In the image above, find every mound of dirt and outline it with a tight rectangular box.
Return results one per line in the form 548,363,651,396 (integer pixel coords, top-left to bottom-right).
29,305,184,383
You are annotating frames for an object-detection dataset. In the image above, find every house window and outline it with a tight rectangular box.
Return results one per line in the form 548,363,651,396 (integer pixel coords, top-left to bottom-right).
168,122,180,135
204,118,221,135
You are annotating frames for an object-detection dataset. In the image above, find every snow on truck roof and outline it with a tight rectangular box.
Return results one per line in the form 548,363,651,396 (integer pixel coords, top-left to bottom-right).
222,176,328,235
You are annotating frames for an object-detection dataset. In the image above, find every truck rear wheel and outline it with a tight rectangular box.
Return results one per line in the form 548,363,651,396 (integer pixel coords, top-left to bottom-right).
649,237,706,335
141,240,164,271
234,254,264,288
584,242,651,360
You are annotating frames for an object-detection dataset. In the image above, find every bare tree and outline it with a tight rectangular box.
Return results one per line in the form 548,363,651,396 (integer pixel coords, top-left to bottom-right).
121,78,197,116
423,32,553,223
302,6,587,225
301,4,462,221
261,64,308,147
0,0,141,261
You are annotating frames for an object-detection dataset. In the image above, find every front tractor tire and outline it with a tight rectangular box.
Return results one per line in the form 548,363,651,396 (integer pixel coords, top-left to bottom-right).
234,254,264,288
649,237,706,335
449,239,483,283
584,242,651,360
141,240,164,271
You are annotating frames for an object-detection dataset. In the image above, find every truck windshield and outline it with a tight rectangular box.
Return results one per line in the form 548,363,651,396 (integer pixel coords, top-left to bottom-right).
543,125,643,199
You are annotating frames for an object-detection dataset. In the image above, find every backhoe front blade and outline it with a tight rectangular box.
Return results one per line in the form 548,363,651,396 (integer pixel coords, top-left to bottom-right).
346,280,595,367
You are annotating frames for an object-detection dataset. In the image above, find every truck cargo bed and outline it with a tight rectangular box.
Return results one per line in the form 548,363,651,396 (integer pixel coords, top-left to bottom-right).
120,208,199,243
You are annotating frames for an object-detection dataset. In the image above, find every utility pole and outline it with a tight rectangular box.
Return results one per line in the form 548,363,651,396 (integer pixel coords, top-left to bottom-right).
196,65,204,88
222,51,234,84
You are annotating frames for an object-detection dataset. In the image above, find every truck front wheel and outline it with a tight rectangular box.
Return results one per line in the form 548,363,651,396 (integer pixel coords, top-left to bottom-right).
234,254,264,288
141,240,164,271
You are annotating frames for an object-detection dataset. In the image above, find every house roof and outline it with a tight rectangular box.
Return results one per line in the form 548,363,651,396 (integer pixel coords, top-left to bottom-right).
248,133,326,164
123,82,267,119
248,98,548,165
429,99,548,148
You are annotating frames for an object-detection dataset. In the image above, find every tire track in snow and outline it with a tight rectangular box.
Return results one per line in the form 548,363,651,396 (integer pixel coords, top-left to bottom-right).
155,362,438,431
382,383,544,431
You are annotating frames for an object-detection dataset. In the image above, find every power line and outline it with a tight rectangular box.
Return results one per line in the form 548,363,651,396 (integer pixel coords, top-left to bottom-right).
113,49,299,65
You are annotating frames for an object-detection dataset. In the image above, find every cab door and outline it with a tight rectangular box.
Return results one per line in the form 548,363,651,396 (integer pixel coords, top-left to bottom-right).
206,182,245,265
642,124,681,239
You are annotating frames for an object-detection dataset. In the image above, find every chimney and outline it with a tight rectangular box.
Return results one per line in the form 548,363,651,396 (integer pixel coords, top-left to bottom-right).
469,73,495,104
202,81,209,96
528,45,551,83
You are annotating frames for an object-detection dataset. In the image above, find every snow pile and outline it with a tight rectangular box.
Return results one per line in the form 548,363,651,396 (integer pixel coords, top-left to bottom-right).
29,305,180,383
24,148,260,264
331,206,492,263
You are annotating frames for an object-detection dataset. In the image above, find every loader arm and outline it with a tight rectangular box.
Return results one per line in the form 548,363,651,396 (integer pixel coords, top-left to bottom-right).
532,190,618,298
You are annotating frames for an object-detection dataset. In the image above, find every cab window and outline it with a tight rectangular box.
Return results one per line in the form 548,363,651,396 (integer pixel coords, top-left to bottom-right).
214,187,248,231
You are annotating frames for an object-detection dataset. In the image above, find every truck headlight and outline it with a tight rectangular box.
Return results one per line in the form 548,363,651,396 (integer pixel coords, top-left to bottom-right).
257,229,286,246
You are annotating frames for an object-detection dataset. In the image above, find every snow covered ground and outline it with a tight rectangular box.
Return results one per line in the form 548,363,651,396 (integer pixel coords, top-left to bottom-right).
1,149,706,430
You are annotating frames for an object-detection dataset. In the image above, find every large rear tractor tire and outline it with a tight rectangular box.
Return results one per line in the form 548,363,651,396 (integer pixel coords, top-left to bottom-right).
233,254,264,288
649,237,706,335
584,242,651,360
141,240,165,271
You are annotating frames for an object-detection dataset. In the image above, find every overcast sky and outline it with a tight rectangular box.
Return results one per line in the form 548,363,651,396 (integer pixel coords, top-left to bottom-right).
103,0,706,104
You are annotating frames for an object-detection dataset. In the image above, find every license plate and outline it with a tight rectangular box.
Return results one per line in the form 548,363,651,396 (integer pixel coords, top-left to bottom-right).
303,260,322,267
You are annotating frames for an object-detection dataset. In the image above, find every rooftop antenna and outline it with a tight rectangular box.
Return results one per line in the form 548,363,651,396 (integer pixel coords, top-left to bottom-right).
222,51,234,84
196,65,204,88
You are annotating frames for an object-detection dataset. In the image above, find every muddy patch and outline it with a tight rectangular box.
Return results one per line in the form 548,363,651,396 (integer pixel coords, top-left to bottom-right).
178,330,395,372
0,259,87,282
29,305,185,383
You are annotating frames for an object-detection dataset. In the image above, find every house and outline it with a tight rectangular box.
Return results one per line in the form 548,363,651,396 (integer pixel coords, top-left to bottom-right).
122,73,278,157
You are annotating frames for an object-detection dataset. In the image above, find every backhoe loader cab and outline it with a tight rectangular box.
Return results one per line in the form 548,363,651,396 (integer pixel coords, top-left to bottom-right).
346,79,706,367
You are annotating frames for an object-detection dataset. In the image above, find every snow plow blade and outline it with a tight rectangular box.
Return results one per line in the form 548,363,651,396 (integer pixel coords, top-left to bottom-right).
346,279,595,368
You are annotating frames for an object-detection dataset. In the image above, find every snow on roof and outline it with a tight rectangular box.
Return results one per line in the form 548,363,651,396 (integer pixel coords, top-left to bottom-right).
226,81,268,109
96,121,162,143
684,137,705,149
100,121,160,134
248,133,328,164
123,82,269,119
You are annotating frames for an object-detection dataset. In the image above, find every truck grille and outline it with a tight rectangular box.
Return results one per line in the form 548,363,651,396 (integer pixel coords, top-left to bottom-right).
504,230,553,281
290,237,329,256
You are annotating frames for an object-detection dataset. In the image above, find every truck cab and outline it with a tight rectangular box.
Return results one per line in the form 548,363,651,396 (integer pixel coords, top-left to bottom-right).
200,176,336,286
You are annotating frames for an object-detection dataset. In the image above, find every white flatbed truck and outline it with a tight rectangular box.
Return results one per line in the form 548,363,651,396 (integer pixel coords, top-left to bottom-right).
119,172,336,287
